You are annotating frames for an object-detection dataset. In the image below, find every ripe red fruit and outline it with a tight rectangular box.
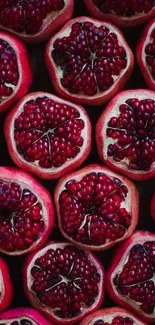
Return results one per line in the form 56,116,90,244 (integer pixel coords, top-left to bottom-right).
0,166,54,255
106,231,155,323
79,307,148,325
45,16,134,106
0,0,74,43
54,164,138,251
0,307,53,324
0,32,32,113
96,89,155,181
4,92,91,180
84,0,155,27
23,241,105,325
0,257,13,312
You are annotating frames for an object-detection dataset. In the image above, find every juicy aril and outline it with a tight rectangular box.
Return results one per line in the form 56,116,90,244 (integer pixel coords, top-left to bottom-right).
106,231,155,323
23,241,105,325
0,0,74,43
54,164,138,251
0,166,54,255
96,89,155,181
4,92,91,180
79,307,148,325
0,257,13,312
0,307,53,325
0,32,32,113
84,0,155,27
45,16,134,106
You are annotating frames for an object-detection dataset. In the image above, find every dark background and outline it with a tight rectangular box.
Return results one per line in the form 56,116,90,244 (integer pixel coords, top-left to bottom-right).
0,0,155,317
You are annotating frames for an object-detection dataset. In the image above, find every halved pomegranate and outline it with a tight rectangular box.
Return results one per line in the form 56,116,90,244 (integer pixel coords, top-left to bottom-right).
23,241,105,325
0,257,13,312
0,32,32,113
0,0,74,43
54,164,138,251
84,0,155,28
79,307,148,325
96,89,155,181
106,231,155,323
45,16,134,106
137,18,155,91
4,92,91,180
0,307,53,324
0,166,54,255
150,193,155,220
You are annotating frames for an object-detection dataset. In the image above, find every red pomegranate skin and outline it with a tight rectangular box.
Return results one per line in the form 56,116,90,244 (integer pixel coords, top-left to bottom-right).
106,231,155,323
84,0,155,27
0,32,32,113
0,257,13,312
0,0,74,43
23,241,105,325
0,307,53,324
45,16,134,106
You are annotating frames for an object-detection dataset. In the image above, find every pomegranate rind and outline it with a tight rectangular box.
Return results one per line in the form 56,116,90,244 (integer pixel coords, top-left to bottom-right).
106,230,155,323
84,0,155,27
150,193,155,220
79,306,148,325
137,19,155,91
45,16,134,106
0,166,55,256
23,241,105,325
0,0,74,43
54,164,139,251
0,32,32,113
4,91,91,180
96,89,155,181
0,257,13,312
0,307,53,324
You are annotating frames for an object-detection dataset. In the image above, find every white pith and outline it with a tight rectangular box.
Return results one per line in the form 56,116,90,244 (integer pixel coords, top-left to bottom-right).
141,21,155,84
101,90,155,175
88,311,143,325
0,270,4,305
27,242,104,322
0,317,37,325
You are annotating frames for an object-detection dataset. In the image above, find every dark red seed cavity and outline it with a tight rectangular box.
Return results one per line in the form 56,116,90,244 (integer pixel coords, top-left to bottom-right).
14,96,85,169
0,179,44,252
113,241,155,314
92,0,154,17
30,245,100,318
9,320,33,325
145,28,155,80
93,317,133,325
52,21,127,96
59,172,131,246
0,0,65,35
106,97,155,171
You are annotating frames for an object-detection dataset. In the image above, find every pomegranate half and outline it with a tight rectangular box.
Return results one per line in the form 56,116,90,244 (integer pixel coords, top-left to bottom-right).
106,231,155,323
23,241,105,325
79,307,148,325
0,166,54,255
96,89,155,181
0,0,74,43
84,0,155,28
0,307,53,325
54,164,138,251
4,92,91,180
0,32,32,113
0,257,13,312
45,16,134,106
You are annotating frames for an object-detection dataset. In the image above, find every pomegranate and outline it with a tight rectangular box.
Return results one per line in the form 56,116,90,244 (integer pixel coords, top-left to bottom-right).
4,92,91,180
0,166,54,255
106,231,155,323
137,18,155,91
45,16,134,106
0,32,32,113
0,0,74,43
54,164,138,251
0,307,53,324
23,241,105,325
79,307,148,325
0,257,13,312
150,193,155,220
84,0,155,28
96,89,155,181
